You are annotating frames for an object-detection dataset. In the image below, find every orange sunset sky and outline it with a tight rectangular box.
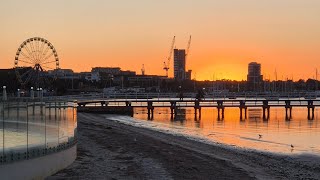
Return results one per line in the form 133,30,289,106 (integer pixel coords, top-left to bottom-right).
1,0,320,81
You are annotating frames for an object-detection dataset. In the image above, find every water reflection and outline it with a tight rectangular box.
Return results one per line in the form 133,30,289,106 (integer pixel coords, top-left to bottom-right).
173,109,187,122
134,107,320,155
248,109,261,120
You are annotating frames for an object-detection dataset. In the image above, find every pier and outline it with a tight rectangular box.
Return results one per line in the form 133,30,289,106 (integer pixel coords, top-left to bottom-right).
77,98,319,120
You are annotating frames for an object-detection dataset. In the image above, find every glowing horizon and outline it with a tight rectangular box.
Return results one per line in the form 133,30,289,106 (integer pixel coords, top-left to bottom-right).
1,0,320,81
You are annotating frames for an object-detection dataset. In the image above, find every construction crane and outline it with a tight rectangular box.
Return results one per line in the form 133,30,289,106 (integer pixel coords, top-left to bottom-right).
163,36,176,77
141,64,145,75
186,35,192,59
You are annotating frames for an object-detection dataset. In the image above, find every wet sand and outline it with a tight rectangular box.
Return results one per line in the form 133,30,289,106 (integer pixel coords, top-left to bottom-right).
49,113,320,180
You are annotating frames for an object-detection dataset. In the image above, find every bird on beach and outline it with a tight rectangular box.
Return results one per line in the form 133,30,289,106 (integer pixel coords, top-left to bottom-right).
291,144,294,149
258,134,262,139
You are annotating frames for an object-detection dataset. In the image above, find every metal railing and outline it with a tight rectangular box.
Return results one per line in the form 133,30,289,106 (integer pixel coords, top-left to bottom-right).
49,91,320,102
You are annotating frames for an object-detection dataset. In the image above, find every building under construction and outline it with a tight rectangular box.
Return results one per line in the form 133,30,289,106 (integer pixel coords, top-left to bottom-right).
173,49,192,81
172,36,192,81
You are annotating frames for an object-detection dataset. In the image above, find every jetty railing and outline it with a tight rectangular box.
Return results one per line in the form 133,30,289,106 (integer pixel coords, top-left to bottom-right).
77,98,320,120
48,91,320,102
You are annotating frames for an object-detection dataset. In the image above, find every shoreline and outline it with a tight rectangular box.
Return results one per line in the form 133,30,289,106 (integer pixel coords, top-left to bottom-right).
49,113,320,179
107,114,320,157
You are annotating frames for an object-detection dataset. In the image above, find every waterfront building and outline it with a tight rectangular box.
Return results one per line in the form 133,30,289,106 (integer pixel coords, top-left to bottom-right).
90,67,121,82
247,62,263,91
84,67,136,82
92,67,121,75
185,70,192,80
127,75,168,92
48,68,79,80
174,49,186,80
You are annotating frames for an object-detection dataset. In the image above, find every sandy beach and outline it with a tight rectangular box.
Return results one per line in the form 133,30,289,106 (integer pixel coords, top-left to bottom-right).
49,113,320,180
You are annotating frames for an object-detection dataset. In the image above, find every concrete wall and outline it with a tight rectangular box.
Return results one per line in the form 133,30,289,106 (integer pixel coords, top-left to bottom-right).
0,145,76,180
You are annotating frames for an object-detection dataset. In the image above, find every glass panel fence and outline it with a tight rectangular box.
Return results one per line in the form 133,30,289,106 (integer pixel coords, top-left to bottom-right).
0,99,77,164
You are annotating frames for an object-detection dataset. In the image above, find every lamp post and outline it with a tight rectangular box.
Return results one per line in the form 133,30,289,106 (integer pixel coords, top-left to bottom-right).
17,89,20,98
2,86,7,101
30,87,34,99
37,88,40,98
178,86,183,101
40,88,43,100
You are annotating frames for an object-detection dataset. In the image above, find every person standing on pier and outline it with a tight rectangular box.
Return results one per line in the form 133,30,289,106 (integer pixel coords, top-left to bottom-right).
179,91,184,101
178,86,184,101
196,89,205,101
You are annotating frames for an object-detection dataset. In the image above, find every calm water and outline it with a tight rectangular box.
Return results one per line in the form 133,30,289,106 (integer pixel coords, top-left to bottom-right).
134,107,320,155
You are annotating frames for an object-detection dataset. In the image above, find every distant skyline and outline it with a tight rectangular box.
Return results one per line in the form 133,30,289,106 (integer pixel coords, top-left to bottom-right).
1,0,320,81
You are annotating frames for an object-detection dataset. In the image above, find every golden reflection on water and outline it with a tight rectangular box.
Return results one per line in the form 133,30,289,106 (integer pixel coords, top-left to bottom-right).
134,107,320,154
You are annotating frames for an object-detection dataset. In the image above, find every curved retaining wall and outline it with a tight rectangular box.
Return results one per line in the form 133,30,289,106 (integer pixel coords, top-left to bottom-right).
0,144,76,180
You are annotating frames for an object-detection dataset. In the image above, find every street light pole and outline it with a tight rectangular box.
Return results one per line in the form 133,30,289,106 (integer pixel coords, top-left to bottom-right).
2,86,7,101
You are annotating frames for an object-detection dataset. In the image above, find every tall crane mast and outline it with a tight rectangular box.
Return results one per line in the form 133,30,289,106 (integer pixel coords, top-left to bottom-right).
186,35,192,59
163,36,176,77
184,35,192,81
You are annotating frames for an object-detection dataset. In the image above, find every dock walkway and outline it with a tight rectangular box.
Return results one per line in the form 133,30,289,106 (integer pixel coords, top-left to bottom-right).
77,98,319,120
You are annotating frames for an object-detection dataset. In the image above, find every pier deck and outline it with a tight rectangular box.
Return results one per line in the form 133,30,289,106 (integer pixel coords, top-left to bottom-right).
77,98,320,120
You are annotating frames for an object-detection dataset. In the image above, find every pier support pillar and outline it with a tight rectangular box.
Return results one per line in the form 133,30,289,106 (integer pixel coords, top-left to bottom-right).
147,108,154,120
307,100,315,120
239,100,247,120
217,100,224,120
194,100,201,120
262,100,270,120
100,101,109,107
147,101,154,120
170,101,176,120
170,108,174,120
194,108,201,121
240,107,247,120
125,101,131,107
285,100,292,120
285,107,292,120
262,107,270,120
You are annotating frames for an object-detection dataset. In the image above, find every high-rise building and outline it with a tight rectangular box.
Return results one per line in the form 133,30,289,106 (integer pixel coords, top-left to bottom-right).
174,49,186,80
247,62,263,91
185,70,192,80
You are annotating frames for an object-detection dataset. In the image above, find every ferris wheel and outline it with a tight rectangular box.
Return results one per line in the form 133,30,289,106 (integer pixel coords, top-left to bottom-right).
14,37,59,88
